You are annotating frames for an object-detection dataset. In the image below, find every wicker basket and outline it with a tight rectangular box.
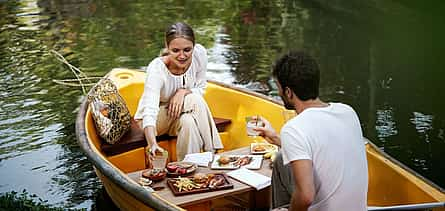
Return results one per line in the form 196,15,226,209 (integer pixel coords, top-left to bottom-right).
87,78,131,144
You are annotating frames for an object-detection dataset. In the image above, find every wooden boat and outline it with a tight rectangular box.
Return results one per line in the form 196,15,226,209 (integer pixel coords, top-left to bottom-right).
76,68,445,210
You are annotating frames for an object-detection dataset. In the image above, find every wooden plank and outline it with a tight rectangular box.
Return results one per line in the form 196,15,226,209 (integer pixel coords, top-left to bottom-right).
102,117,231,156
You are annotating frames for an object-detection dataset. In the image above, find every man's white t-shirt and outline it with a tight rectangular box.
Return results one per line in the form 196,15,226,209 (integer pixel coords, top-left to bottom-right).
281,103,368,211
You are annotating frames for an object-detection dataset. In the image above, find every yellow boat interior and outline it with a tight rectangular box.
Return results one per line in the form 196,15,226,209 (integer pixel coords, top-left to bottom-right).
82,68,445,210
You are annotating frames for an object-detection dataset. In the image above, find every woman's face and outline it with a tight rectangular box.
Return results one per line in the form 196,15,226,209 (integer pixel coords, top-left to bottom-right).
167,37,194,71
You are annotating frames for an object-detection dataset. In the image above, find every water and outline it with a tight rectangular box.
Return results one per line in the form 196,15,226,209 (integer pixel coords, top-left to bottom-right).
1,0,444,209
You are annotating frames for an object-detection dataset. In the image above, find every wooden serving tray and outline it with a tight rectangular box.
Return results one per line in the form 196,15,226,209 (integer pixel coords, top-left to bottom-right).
166,173,233,196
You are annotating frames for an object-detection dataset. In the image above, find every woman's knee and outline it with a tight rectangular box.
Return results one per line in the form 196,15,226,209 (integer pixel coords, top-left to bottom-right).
184,93,202,101
183,94,208,114
184,93,206,106
179,114,195,128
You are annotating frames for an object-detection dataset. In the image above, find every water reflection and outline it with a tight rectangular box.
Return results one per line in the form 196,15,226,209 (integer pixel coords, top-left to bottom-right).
207,29,235,84
409,112,434,171
1,0,445,210
224,1,282,89
16,0,47,31
0,0,98,209
375,108,398,145
411,112,433,136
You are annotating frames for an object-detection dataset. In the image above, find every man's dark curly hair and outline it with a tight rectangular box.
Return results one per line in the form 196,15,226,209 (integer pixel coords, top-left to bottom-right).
272,51,320,101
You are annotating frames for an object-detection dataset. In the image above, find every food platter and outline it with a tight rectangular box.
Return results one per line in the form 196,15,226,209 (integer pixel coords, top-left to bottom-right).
250,143,278,154
165,162,197,177
166,173,233,196
210,155,263,170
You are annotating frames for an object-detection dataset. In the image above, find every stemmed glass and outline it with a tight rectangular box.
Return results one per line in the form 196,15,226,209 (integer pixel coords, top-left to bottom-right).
246,115,263,143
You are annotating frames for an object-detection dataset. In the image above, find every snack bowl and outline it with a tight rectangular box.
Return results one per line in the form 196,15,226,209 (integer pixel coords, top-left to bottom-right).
165,162,197,177
138,177,152,187
142,168,167,182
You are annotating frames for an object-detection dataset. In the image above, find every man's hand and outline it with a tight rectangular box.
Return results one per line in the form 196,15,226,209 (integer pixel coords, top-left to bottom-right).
253,116,281,146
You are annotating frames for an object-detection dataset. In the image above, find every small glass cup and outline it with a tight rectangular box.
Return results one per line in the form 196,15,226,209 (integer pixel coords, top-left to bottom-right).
152,151,168,170
282,110,296,123
246,116,263,137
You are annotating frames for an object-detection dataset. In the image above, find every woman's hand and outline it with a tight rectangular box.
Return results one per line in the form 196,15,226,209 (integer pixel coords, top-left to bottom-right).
253,116,281,146
168,88,190,119
149,143,165,156
143,126,166,156
147,143,165,169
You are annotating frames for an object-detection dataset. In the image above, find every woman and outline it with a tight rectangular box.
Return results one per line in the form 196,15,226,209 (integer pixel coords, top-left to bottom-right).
134,22,223,161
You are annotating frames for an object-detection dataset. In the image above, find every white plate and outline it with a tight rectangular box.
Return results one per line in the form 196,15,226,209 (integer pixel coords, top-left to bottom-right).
250,143,278,154
210,155,263,170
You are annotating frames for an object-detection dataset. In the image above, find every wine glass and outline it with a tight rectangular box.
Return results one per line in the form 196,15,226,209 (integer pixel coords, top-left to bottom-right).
246,115,263,143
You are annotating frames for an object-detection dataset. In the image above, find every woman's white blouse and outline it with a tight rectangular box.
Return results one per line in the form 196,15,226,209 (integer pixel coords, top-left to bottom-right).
134,44,208,129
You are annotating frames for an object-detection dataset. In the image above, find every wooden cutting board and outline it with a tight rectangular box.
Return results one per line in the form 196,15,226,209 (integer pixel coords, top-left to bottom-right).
166,173,233,196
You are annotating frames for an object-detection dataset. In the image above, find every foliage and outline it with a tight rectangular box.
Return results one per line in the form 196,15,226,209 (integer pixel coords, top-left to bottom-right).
0,190,85,211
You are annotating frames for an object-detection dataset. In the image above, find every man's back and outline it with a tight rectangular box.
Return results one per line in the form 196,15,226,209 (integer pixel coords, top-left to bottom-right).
281,103,368,211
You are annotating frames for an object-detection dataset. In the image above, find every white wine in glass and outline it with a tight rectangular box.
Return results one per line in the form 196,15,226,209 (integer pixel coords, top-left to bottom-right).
246,116,264,143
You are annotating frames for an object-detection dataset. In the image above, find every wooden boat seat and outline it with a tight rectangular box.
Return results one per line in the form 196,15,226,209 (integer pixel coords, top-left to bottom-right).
101,117,231,156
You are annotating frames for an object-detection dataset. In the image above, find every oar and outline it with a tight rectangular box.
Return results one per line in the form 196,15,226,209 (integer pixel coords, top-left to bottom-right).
368,202,445,210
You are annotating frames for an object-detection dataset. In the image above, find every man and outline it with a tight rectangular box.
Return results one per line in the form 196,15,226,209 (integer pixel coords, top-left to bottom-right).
255,51,368,211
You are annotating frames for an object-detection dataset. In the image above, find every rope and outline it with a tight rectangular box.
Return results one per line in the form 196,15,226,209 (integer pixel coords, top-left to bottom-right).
51,50,101,95
52,79,99,87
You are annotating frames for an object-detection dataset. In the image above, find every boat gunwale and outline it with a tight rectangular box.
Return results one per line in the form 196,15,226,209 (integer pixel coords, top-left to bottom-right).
365,139,445,195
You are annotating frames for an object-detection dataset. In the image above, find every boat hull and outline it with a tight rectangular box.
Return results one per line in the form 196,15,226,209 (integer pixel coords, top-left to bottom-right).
76,68,445,210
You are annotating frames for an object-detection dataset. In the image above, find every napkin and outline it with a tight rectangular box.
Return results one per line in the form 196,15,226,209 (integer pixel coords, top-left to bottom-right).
227,167,271,190
182,151,213,167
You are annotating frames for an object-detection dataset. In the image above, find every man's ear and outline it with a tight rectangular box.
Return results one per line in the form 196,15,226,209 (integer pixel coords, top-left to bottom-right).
286,87,293,99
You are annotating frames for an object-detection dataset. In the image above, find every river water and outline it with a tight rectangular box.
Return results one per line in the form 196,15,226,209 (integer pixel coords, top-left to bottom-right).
1,0,444,209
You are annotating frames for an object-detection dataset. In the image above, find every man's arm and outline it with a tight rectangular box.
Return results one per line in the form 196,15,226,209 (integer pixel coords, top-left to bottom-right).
289,159,315,211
